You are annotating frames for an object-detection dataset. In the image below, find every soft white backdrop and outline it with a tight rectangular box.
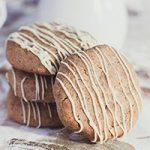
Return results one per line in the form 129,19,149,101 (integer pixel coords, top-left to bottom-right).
0,0,6,28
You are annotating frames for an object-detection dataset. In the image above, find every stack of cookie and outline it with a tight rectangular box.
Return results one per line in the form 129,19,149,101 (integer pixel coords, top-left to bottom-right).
6,22,97,128
5,22,142,143
6,69,61,128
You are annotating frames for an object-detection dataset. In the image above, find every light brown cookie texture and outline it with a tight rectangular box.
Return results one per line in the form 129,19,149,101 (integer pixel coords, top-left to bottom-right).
6,68,55,103
53,45,142,143
6,22,97,75
7,90,63,128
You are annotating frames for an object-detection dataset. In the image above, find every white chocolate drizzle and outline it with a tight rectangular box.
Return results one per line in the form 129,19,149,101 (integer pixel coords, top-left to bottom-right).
20,98,26,124
26,101,31,127
34,74,51,101
40,76,45,100
9,69,51,101
34,74,40,100
56,45,142,143
20,99,53,128
35,102,41,128
31,102,36,120
47,104,52,119
11,68,17,96
7,22,97,75
21,77,28,102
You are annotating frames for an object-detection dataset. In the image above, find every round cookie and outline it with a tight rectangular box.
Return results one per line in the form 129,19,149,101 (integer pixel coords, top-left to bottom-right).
7,90,63,128
6,22,97,75
53,45,142,143
6,68,55,103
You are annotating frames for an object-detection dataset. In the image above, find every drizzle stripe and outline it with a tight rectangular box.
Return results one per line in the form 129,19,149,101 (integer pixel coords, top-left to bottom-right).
21,77,28,102
11,69,17,96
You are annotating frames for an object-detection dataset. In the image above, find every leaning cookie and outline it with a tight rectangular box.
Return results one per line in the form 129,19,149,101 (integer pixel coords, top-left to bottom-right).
6,22,97,75
53,45,142,143
7,90,63,128
6,68,55,103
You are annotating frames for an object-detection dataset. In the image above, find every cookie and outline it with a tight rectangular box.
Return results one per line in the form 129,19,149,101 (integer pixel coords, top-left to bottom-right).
53,45,142,143
6,68,55,103
7,90,63,128
6,22,97,75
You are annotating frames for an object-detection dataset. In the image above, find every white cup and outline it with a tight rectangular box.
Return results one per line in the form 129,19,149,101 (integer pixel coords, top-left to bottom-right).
38,0,128,49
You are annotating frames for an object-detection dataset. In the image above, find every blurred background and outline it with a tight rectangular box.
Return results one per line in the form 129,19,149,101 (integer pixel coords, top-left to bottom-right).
0,0,150,149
